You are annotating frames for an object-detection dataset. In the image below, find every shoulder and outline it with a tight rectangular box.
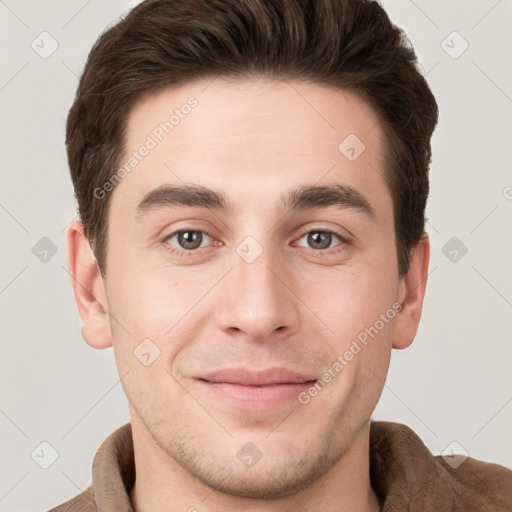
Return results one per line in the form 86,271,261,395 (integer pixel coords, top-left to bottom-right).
435,451,512,511
370,420,512,511
47,485,97,511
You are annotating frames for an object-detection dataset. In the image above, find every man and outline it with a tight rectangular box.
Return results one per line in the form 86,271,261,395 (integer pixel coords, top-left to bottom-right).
51,0,512,510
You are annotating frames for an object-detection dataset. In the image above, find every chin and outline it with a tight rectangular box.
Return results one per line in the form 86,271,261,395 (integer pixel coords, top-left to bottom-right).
186,458,332,500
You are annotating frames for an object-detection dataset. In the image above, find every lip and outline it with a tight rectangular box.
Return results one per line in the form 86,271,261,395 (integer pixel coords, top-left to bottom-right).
198,367,316,386
195,367,317,408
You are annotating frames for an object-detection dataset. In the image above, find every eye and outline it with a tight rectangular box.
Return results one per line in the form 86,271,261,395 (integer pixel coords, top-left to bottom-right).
295,229,347,252
164,229,213,254
162,227,349,257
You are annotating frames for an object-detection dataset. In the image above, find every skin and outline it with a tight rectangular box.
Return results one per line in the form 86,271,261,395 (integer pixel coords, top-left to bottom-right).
68,78,429,512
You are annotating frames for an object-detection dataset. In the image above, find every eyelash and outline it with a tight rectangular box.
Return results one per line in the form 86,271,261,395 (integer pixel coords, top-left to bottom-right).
162,227,350,257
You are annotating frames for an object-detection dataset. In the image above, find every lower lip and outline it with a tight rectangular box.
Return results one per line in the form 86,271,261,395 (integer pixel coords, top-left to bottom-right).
197,380,316,407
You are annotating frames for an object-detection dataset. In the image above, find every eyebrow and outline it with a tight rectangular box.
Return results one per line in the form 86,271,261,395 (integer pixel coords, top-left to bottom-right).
135,183,375,220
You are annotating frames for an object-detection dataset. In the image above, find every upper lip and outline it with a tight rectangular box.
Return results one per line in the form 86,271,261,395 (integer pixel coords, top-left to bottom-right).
198,367,317,386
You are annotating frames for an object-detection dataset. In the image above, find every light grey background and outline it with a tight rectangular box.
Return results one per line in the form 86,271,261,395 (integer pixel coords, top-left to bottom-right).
1,1,511,510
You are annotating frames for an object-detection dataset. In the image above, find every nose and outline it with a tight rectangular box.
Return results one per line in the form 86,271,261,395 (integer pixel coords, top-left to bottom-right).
216,237,302,343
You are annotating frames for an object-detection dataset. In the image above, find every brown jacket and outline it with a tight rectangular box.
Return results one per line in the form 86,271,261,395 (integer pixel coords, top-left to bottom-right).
49,421,512,511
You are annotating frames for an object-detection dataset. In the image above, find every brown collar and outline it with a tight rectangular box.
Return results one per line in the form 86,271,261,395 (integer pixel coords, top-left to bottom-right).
51,421,512,511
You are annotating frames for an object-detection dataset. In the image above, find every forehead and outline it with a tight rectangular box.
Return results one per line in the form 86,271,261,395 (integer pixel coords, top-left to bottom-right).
111,78,391,220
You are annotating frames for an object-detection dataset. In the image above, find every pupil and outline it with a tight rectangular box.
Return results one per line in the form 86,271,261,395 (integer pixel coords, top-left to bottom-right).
181,231,200,249
310,232,330,249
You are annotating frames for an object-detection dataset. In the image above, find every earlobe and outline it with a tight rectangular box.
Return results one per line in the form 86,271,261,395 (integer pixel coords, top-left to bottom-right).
392,234,430,350
67,220,112,349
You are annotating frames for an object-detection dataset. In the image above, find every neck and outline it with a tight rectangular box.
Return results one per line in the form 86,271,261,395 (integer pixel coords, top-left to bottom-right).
129,418,381,512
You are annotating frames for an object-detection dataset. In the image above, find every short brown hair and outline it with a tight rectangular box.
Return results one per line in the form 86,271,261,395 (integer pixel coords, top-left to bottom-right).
66,0,438,277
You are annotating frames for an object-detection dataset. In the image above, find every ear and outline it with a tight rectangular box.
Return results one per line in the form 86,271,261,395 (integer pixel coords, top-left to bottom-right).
392,234,430,350
66,220,112,349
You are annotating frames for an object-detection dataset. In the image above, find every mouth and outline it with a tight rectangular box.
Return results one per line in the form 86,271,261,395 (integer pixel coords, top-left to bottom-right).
195,367,318,407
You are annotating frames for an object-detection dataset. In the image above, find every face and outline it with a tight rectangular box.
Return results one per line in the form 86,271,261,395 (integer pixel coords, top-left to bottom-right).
87,78,415,498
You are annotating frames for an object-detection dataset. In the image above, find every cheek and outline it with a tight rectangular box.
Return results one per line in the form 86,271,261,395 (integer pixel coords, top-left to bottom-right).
319,265,398,344
316,274,396,410
107,258,199,335
106,261,220,381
